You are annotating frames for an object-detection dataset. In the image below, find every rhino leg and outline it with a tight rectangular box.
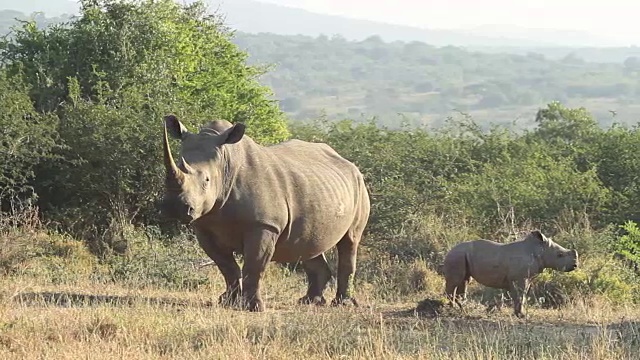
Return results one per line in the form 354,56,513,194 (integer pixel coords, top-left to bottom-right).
444,252,470,309
195,229,242,307
508,278,530,319
241,229,277,312
298,254,332,305
331,233,359,307
445,281,467,309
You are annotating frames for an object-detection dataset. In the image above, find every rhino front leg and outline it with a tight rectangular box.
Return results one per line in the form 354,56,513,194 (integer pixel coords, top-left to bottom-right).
508,278,530,318
298,253,332,305
241,229,277,312
195,229,242,307
332,233,359,307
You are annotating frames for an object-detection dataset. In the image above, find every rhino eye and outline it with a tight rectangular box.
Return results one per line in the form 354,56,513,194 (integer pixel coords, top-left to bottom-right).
205,176,210,182
557,253,564,258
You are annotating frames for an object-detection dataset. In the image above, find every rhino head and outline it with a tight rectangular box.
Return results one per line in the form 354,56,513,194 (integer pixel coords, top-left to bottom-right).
529,230,579,272
159,115,246,224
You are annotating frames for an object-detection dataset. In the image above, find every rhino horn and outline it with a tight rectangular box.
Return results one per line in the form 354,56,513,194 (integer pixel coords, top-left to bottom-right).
163,119,185,187
180,156,195,174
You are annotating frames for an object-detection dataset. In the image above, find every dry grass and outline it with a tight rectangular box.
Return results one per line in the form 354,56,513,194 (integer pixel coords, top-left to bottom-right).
1,213,639,360
2,262,640,360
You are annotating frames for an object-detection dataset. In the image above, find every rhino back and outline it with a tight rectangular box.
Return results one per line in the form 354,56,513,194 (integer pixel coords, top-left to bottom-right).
469,239,544,288
459,240,511,288
220,139,369,262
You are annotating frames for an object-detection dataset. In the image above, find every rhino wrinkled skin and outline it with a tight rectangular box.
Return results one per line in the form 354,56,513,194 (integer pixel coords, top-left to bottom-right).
159,115,370,312
443,230,579,318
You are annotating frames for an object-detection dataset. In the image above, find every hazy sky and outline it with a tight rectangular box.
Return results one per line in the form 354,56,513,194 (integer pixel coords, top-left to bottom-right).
260,0,637,45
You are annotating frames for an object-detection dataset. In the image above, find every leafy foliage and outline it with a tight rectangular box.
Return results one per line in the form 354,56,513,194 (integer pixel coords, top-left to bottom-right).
292,103,640,269
0,70,59,209
1,0,288,142
0,0,289,245
616,221,640,266
2,0,640,311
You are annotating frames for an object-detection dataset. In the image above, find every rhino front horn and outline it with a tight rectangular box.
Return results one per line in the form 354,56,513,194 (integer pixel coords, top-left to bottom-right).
163,118,185,186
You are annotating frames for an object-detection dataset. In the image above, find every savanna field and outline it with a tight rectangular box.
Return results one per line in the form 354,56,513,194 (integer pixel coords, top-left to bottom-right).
2,1,640,359
2,209,640,359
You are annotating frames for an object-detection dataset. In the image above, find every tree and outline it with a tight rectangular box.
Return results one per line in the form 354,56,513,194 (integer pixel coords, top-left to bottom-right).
0,70,59,211
0,0,290,236
623,56,640,73
533,102,599,147
1,0,289,143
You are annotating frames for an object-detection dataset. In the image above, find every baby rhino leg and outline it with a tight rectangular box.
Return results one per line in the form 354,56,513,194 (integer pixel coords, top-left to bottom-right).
508,278,530,318
446,280,468,309
444,251,470,309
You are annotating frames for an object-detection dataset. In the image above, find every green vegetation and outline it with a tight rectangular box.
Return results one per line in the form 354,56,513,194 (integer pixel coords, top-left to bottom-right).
0,0,288,250
1,0,639,305
233,32,640,127
1,1,640,358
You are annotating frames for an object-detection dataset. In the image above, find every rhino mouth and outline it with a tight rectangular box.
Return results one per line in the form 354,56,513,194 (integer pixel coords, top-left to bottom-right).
565,263,578,272
158,197,196,224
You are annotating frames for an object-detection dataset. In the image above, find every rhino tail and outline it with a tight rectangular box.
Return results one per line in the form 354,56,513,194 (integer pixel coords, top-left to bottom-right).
463,252,472,282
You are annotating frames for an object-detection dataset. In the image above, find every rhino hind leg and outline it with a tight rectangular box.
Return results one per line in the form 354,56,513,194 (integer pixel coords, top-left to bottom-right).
298,254,332,306
445,281,468,310
444,252,470,309
331,232,360,307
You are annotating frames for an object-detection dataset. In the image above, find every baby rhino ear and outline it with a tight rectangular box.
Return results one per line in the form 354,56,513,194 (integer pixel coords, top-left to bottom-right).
531,229,546,243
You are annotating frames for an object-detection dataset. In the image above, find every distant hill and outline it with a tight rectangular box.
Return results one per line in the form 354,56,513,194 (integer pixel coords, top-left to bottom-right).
231,1,617,47
0,9,71,36
465,45,640,64
2,0,77,17
0,0,622,49
231,32,640,129
3,2,640,130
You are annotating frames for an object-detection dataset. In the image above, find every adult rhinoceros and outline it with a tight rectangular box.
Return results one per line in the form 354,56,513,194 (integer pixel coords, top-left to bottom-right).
159,115,370,312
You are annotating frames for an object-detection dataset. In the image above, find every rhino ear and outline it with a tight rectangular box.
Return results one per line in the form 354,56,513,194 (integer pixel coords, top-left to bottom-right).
531,230,546,243
164,114,189,140
223,123,246,144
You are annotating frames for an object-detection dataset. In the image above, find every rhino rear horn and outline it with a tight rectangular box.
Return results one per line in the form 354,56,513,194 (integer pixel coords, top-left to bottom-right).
180,156,195,174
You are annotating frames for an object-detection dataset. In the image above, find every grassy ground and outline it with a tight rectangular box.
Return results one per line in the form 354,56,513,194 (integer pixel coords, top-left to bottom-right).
2,257,640,359
1,214,639,359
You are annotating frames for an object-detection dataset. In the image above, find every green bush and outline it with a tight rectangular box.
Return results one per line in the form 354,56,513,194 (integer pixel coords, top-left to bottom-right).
0,70,60,209
614,220,640,267
530,258,639,308
0,0,290,242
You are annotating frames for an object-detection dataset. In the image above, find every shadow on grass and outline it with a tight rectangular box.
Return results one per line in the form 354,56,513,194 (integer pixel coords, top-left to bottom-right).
381,296,640,344
382,297,473,320
11,291,214,308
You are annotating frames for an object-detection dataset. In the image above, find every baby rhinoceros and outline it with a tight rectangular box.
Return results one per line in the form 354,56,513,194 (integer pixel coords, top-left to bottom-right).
443,230,578,318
